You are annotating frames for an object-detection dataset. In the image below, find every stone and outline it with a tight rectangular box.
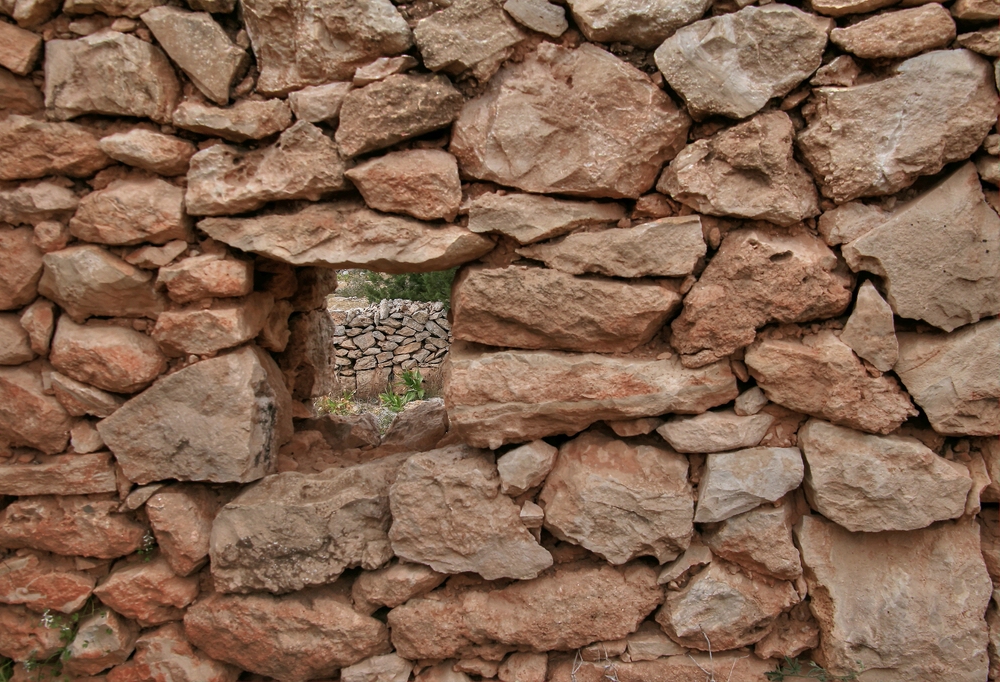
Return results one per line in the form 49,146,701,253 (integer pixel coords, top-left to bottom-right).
145,484,217,577
210,455,407,594
62,0,163,16
108,622,240,682
0,181,78,227
379,398,449,453
453,43,690,199
417,663,472,682
71,177,192,246
517,216,705,278
0,227,42,309
98,129,196,176
605,417,663,438
839,281,897,372
2,0,61,25
734,387,767,416
141,7,248,105
496,440,557,496
0,550,95,613
0,365,71,454
795,515,992,681
745,330,917,435
156,254,252,304
198,201,494,273
388,561,662,659
798,50,998,203
977,438,1000,504
654,5,830,120
830,5,955,60
125,240,188,270
656,409,774,454
0,314,33,364
452,265,681,353
351,561,447,614
0,604,64,662
658,111,819,226
956,26,1000,57
44,31,179,123
0,494,146,559
184,588,391,682
811,0,897,16
345,149,461,221
894,319,1000,436
811,55,861,88
287,81,353,123
151,293,273,356
353,55,417,86
0,452,117,496
31,221,70,253
63,608,138,676
0,68,43,115
50,372,125,418
50,317,166,393
520,501,544,528
0,21,41,75
621,622,684,662
335,74,463,158
498,653,547,682
0,115,109,180
539,430,693,564
656,537,713,584
841,163,1000,332
568,0,709,48
38,245,166,322
69,420,103,453
342,653,413,682
445,342,737,449
502,0,566,37
549,653,774,682
702,502,802,580
670,226,853,367
241,0,411,96
185,121,346,216
983,508,1000,580
93,556,199,626
952,0,1000,19
695,447,803,524
467,193,626,245
754,606,821,660
172,99,293,143
388,446,552,580
414,0,524,81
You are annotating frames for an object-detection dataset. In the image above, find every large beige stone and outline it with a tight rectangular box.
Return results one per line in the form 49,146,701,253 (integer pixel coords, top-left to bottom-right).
539,430,693,564
0,181,78,227
98,129,196,176
839,280,897,372
172,99,293,142
151,293,273,356
0,115,109,181
444,342,737,449
44,31,180,123
341,653,413,682
145,484,218,577
670,226,853,367
451,265,681,353
516,216,705,278
68,177,191,246
656,409,774,454
703,502,802,580
830,5,955,60
798,50,998,203
894,319,1000,436
0,452,117,497
108,622,241,682
0,227,42,310
97,346,292,484
414,0,524,81
50,317,166,393
549,652,774,682
0,549,95,614
0,364,71,454
388,561,661,660
654,5,830,120
345,149,461,222
796,515,992,681
467,192,625,245
566,0,709,48
287,81,352,123
241,0,411,95
198,201,494,273
184,588,391,682
351,561,447,614
93,555,200,627
388,446,552,580
156,253,252,304
496,440,557,496
695,446,803,523
745,330,917,434
451,42,690,199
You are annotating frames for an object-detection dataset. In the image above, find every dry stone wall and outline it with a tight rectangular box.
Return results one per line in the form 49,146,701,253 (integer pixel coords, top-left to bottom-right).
0,0,999,680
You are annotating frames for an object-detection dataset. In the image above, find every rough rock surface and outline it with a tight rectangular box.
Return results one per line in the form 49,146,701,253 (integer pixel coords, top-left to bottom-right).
50,317,167,393
145,484,217,577
0,115,109,181
171,99,292,142
69,177,191,246
63,608,138,676
566,0,709,48
414,0,525,81
97,129,196,176
341,653,413,682
695,447,804,523
344,149,462,222
539,430,693,564
503,0,566,38
549,653,774,682
351,562,446,614
109,622,240,682
287,81,352,123
0,21,41,74
0,364,72,454
451,42,690,199
156,254,252,303
0,550,96,614
703,502,802,580
829,5,956,59
0,313,33,364
839,281,897,372
0,604,64,662
152,294,272,356
496,440,557,496
467,193,625,245
0,227,43,310
656,409,774,453
92,556,200,626
0,181,78,227
50,371,124,418
388,446,552,580
0,452,117,496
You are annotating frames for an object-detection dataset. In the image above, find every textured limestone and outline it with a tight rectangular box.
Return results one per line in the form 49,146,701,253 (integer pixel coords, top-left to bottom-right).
351,562,447,614
50,371,125,418
951,0,1000,20
342,653,414,682
467,193,625,245
0,550,96,614
839,281,897,372
0,21,41,75
345,149,462,222
62,0,163,16
353,55,418,86
20,302,53,354
171,99,293,142
156,254,252,304
126,240,188,270
502,0,567,37
413,0,525,81
566,0,708,48
0,115,109,181
656,409,774,453
734,387,768,416
50,317,166,393
146,484,218,577
69,177,191,245
108,622,240,682
550,653,774,682
63,608,138,676
830,5,955,59
755,606,821,660
695,446,803,523
287,81,353,123
496,440,557,496
0,604,64,662
956,26,1000,56
93,556,200,626
379,399,449,454
151,294,273,356
0,452,117,497
0,314,33,364
98,129,194,176
0,68,43,115
0,227,43,310
0,181,78,227
703,502,802,580
451,42,690,199
0,364,72,454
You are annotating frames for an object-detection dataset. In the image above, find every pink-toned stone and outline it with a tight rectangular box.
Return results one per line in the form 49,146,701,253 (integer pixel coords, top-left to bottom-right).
63,608,138,676
151,293,274,356
171,99,292,142
702,502,802,580
467,192,625,245
345,149,461,221
0,313,33,364
0,452,118,496
498,653,547,682
93,556,200,626
0,180,78,227
145,484,218,576
496,440,557,496
0,549,95,614
98,129,196,176
754,605,821,660
352,561,447,615
0,364,71,454
156,254,252,304
0,115,109,180
18,297,55,354
0,603,64,662
830,5,955,60
0,68,43,115
839,281,897,372
125,240,188,270
69,177,192,246
413,0,525,81
50,371,125,418
51,317,167,393
106,622,240,682
31,220,70,252
287,81,353,123
0,21,42,75
550,652,774,682
353,54,418,86
0,226,43,310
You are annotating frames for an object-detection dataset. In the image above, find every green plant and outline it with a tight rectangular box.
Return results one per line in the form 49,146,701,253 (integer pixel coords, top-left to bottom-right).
0,658,13,682
316,391,356,416
360,269,456,307
378,390,409,413
23,600,103,682
766,657,860,681
400,369,425,401
378,370,427,413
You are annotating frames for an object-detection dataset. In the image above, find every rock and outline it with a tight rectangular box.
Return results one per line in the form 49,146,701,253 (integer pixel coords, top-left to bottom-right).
345,149,461,221
0,452,117,497
31,220,70,253
125,240,188,270
0,494,146,559
145,484,217,576
956,26,1000,56
841,163,1000,332
108,622,240,682
445,342,737,449
839,281,897,372
894,319,1000,436
50,317,166,393
498,653,547,682
0,227,42,310
734,387,767,416
566,0,708,48
97,129,193,176
810,0,897,16
811,55,861,87
0,21,41,75
670,226,853,367
50,371,125,418
451,265,681,353
62,0,163,16
198,201,494,273
952,0,1000,20
287,81,353,123
241,0,411,96
44,31,179,123
172,99,292,142
605,417,664,438
388,446,552,580
414,0,524,81
695,447,803,523
353,55,418,86
745,329,917,434
38,245,166,322
656,409,774,454
0,314,33,364
517,216,705,278
156,254,252,304
656,559,799,651
654,5,830,120
141,7,248,105
467,193,626,245
210,455,407,594
351,561,447,614
0,181,78,227
0,365,71,454
0,550,95,614
496,440,557,496
0,68,43,115
620,622,685,662
502,0,566,37
335,74,463,158
452,42,691,199
388,561,662,659
342,653,413,682
63,608,138,676
417,663,472,682
0,604,65,662
379,398,449,453
539,430,693,564
830,5,955,60
983,508,1000,580
151,293,273,356
798,50,998,203
795,515,992,680
702,502,801,580
549,653,774,682
184,588,391,682
0,115,109,181
754,605,821,660
93,556,199,626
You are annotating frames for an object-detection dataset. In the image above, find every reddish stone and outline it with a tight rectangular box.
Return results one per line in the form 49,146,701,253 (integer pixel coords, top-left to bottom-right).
50,318,167,394
145,484,218,576
0,603,64,662
93,555,200,627
0,226,44,310
0,452,118,496
0,364,72,455
105,622,240,682
0,549,96,614
156,255,253,304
